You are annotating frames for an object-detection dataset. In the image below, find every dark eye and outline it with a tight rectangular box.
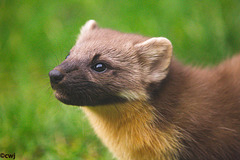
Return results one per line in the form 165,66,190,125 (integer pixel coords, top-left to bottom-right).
92,63,107,73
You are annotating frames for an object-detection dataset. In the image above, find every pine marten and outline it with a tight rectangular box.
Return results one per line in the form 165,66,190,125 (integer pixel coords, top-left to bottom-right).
49,20,240,160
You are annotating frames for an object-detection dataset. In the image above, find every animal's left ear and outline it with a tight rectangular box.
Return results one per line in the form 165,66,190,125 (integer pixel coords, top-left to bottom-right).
80,20,99,34
135,37,172,83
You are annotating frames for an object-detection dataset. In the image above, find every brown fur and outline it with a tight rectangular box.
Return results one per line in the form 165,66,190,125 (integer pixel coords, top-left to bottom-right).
49,20,240,160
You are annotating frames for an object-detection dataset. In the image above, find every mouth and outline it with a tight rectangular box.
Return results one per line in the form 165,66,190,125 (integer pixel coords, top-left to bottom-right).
54,88,127,107
54,89,97,106
54,91,73,105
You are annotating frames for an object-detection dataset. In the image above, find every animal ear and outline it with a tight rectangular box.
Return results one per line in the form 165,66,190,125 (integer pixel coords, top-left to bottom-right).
135,37,173,83
80,20,98,34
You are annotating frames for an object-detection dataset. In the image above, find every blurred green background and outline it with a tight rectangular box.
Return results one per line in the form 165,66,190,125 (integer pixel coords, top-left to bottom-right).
0,0,240,159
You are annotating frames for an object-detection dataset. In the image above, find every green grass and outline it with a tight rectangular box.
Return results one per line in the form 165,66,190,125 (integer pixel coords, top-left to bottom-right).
0,0,240,159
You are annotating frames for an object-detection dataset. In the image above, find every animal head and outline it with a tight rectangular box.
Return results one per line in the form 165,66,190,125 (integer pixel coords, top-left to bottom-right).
49,20,172,106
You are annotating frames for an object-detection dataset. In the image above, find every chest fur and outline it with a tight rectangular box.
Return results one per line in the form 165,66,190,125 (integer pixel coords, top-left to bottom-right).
82,101,182,160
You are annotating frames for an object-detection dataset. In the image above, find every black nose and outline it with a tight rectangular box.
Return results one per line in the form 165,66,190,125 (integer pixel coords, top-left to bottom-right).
49,69,64,84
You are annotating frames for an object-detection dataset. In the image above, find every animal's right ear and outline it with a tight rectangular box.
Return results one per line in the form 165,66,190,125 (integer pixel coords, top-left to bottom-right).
135,37,173,83
80,20,98,34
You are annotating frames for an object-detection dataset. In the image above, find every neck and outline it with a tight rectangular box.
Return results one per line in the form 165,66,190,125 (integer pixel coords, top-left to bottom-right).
82,60,189,160
149,59,191,122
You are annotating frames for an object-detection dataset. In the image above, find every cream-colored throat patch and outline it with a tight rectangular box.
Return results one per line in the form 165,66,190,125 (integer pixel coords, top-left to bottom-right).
82,101,182,160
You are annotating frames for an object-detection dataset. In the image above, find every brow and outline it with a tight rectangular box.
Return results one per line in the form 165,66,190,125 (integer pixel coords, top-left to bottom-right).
92,54,101,63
